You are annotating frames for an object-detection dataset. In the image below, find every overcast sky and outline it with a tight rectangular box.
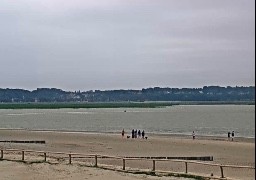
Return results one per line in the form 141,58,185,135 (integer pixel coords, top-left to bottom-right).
0,0,255,91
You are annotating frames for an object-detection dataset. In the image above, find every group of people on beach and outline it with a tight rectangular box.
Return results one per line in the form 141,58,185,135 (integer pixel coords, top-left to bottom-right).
121,129,147,139
228,131,235,141
122,129,235,141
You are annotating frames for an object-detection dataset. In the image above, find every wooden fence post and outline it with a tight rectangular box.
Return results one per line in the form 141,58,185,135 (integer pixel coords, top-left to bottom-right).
69,154,72,164
22,151,24,161
152,160,156,172
185,162,188,173
0,150,3,159
220,166,224,178
123,159,126,170
44,153,46,162
95,155,98,167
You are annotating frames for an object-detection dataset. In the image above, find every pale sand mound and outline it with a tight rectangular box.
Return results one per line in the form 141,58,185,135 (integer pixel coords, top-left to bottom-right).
0,161,191,180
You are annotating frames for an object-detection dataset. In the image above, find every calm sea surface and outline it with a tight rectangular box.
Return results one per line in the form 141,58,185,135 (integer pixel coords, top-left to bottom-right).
0,105,254,138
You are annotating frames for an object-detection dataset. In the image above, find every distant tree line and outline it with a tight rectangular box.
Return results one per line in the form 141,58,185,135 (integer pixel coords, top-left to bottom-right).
0,86,254,103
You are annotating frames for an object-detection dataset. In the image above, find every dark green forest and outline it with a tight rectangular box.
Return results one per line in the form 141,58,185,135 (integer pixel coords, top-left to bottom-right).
0,86,254,103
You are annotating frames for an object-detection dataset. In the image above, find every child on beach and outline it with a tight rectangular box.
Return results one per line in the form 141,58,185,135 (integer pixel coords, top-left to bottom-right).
122,129,125,138
192,131,195,140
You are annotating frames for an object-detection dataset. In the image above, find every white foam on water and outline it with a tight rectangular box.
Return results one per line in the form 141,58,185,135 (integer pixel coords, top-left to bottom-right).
6,112,45,116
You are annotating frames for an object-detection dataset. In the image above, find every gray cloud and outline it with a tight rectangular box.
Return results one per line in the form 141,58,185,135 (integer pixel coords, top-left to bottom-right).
0,0,254,91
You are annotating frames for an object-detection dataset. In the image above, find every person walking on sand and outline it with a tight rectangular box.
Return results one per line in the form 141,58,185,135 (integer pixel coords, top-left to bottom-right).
228,131,231,141
138,130,141,138
192,131,195,140
132,129,134,138
231,131,234,141
122,129,125,138
142,130,145,139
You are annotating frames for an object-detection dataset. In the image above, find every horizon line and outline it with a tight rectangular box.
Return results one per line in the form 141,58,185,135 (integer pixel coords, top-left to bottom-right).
1,85,255,92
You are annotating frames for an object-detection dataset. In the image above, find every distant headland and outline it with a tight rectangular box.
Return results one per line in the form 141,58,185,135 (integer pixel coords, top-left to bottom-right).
0,86,254,104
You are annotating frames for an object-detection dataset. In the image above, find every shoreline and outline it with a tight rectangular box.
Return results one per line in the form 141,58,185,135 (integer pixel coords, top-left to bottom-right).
0,128,254,143
0,105,254,140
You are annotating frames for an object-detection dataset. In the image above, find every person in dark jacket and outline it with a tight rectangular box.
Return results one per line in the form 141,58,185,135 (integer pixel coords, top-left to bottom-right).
231,131,235,141
142,130,145,139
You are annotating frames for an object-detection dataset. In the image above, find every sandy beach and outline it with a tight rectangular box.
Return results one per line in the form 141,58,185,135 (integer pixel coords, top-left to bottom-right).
0,129,255,179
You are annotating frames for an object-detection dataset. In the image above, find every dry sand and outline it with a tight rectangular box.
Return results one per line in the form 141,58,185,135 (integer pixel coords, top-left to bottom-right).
0,129,255,180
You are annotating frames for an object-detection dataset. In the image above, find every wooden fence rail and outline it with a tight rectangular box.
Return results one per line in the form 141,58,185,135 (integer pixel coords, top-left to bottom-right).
0,148,254,179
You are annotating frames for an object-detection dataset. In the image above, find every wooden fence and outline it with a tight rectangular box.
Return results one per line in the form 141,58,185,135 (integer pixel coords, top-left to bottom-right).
0,148,254,179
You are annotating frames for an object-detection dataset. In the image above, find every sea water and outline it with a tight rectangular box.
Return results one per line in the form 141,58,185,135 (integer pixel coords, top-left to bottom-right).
0,105,254,138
